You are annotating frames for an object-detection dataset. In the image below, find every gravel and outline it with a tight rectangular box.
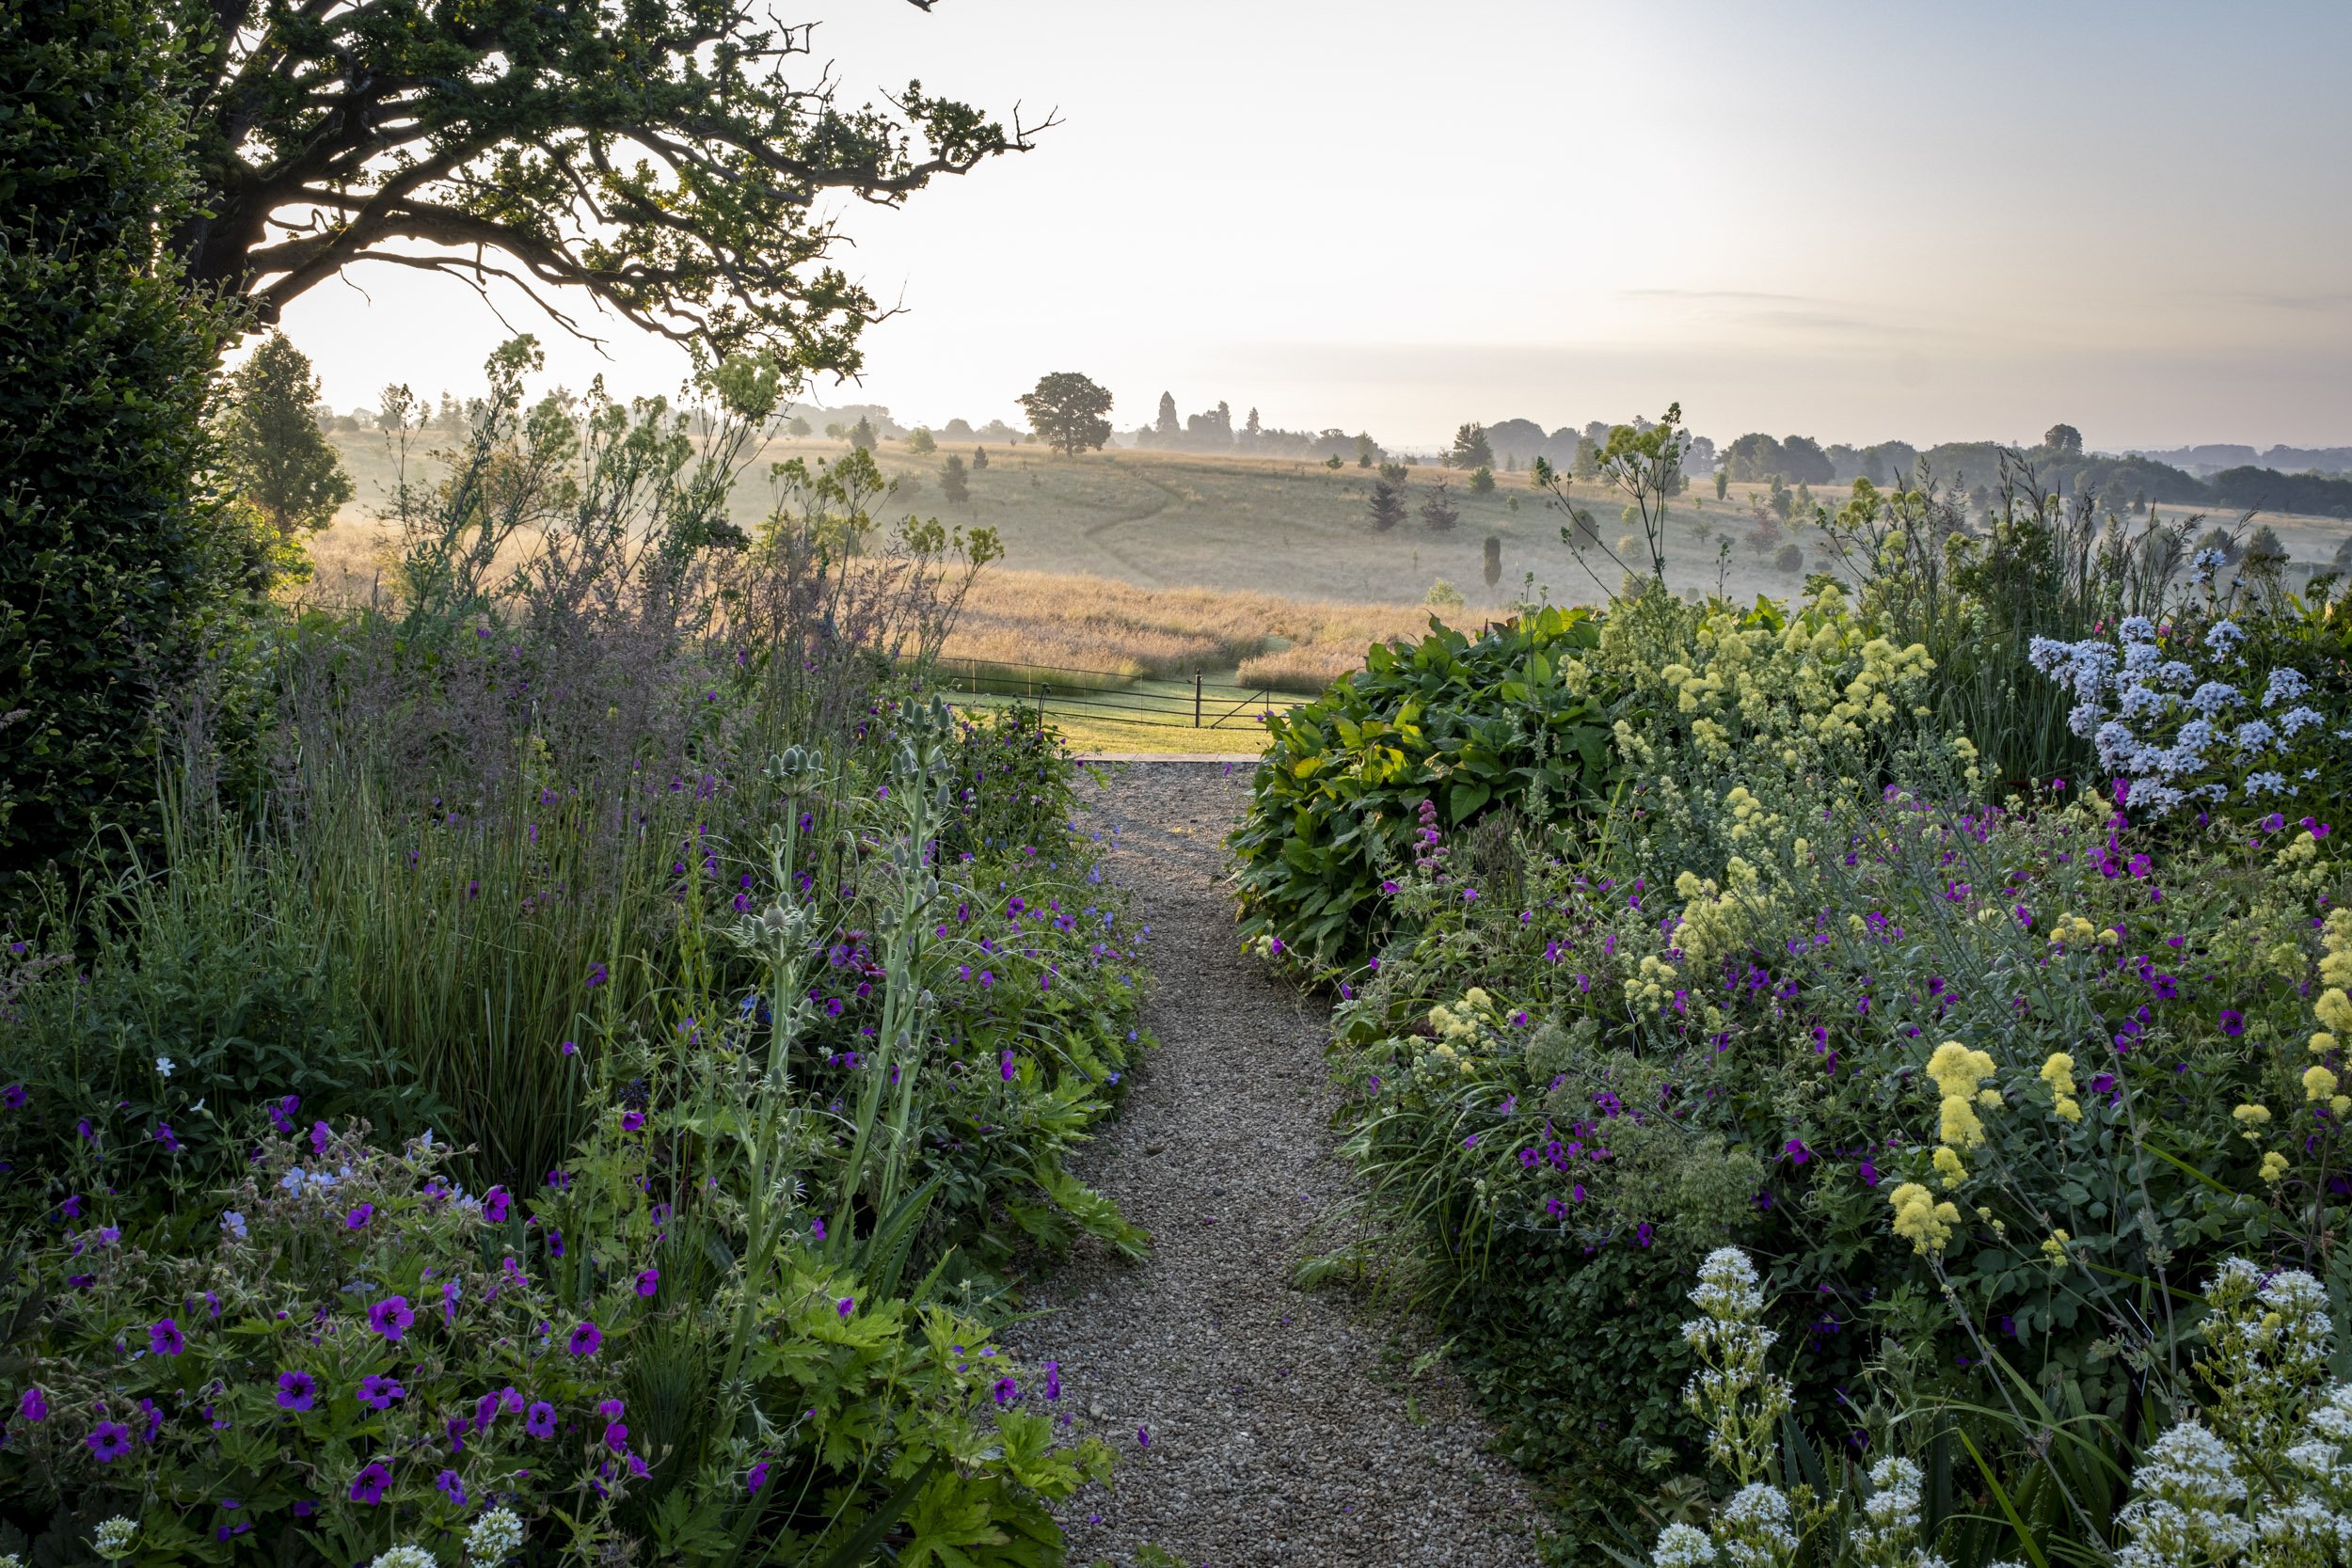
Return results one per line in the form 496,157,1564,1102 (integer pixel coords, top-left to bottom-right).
1010,762,1544,1567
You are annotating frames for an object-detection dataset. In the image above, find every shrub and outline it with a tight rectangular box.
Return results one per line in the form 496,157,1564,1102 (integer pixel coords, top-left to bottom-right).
1231,607,1617,960
1315,710,2347,1559
0,0,264,914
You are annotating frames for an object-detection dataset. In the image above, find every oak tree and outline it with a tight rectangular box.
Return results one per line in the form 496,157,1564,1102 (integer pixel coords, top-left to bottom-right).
1016,372,1113,455
172,0,1042,373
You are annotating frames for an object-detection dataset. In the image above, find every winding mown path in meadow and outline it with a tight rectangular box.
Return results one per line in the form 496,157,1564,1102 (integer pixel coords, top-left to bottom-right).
1010,763,1543,1568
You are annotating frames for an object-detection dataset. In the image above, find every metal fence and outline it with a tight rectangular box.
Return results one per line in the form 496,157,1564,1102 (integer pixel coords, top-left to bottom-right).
932,659,1295,732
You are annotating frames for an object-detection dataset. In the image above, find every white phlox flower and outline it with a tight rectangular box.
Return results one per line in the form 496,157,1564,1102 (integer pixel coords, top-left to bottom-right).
2265,666,2312,706
2187,681,2243,718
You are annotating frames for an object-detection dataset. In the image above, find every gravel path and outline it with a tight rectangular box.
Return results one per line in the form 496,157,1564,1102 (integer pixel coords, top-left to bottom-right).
1014,762,1543,1568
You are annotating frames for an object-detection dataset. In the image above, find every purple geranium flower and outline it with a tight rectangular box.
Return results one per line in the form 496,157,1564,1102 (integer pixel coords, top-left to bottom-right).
436,1468,468,1506
635,1268,660,1298
18,1386,49,1423
349,1462,392,1504
368,1296,414,1342
993,1376,1018,1406
484,1186,511,1222
358,1374,405,1410
149,1319,184,1356
835,1296,854,1320
87,1421,134,1462
2218,1009,2245,1037
566,1321,603,1356
747,1460,771,1493
277,1370,316,1411
345,1203,374,1230
525,1401,556,1438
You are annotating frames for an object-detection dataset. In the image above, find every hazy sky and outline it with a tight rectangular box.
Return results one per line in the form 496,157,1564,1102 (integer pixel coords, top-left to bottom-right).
283,0,2352,452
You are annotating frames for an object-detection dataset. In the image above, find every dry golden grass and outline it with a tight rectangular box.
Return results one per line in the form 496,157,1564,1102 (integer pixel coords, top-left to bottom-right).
296,519,1442,697
940,570,1435,690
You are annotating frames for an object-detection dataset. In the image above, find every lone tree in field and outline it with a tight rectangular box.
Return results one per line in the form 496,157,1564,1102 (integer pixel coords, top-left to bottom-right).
849,416,877,452
941,454,969,505
1421,482,1460,532
1368,479,1406,531
1483,534,1502,593
168,0,1041,372
1450,422,1495,470
906,427,936,454
216,332,354,537
971,444,990,471
2043,422,2085,454
1017,372,1113,455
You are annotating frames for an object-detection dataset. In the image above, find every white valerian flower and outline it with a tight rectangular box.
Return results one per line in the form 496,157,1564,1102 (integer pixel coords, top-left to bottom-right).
93,1518,140,1561
1652,1521,1717,1567
368,1549,437,1568
1861,1455,1925,1529
1689,1247,1765,1318
2119,1421,2256,1567
466,1506,526,1564
1715,1482,1799,1568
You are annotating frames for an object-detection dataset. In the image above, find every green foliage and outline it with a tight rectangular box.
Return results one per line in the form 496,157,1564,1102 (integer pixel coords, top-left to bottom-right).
0,1097,1108,1566
1451,423,1496,471
1421,483,1460,532
905,427,936,455
1368,479,1406,532
171,0,1027,370
1469,465,1497,496
1015,373,1114,456
215,333,355,537
1231,606,1616,961
0,0,266,915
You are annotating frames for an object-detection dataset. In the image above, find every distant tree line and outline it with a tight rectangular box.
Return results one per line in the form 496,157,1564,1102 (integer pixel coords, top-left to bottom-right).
1130,390,1379,463
1459,411,2352,521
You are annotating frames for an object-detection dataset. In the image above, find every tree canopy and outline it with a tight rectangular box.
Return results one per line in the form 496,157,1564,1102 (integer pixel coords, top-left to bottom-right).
1016,372,1112,455
171,0,1041,373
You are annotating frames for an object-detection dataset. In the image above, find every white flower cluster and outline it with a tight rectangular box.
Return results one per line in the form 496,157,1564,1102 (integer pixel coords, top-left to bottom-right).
2115,1259,2352,1567
2116,1421,2255,1567
466,1505,526,1564
2026,617,2335,816
92,1518,139,1561
369,1549,439,1568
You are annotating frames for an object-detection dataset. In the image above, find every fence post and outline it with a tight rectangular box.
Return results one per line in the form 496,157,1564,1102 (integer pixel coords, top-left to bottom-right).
1194,670,1202,728
1040,683,1049,742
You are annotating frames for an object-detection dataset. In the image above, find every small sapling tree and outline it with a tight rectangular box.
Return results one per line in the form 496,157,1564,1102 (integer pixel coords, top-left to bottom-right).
1421,482,1460,532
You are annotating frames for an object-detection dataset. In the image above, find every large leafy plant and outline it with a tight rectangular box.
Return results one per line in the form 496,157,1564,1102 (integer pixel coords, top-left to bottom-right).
1231,606,1620,960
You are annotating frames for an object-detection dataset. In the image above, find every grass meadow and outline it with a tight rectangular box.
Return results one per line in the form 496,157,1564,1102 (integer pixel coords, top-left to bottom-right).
316,431,2352,628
